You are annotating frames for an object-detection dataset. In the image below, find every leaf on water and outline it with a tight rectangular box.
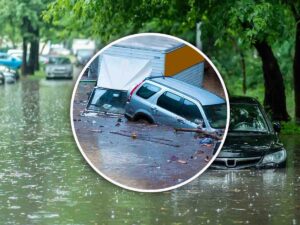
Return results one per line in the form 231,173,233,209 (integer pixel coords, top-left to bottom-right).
204,156,210,162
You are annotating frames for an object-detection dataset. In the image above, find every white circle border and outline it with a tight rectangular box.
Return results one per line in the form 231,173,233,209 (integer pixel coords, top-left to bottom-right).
70,33,230,193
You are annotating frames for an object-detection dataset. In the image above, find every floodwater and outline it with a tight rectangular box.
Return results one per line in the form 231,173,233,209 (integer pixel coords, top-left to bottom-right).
0,79,300,224
73,82,220,190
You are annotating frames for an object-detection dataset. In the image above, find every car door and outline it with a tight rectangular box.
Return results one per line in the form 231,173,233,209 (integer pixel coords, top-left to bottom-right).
179,98,206,129
154,91,194,128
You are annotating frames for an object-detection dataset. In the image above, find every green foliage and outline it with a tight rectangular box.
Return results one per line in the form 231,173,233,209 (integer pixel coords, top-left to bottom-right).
43,0,298,123
281,121,300,134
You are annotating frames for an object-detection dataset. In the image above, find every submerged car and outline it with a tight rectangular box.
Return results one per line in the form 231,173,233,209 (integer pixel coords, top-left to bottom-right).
0,53,22,70
211,96,287,169
86,88,128,115
0,65,19,80
125,77,227,132
45,56,73,79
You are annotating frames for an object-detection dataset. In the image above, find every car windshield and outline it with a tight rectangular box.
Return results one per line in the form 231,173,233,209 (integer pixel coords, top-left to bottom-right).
87,88,127,114
203,103,227,129
229,103,269,132
49,57,70,64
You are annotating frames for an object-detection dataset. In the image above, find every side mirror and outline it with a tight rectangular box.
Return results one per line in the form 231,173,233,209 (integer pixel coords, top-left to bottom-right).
273,122,281,133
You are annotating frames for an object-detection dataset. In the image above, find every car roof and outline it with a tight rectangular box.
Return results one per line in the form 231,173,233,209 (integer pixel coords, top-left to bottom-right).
230,96,260,105
148,77,225,105
49,55,69,59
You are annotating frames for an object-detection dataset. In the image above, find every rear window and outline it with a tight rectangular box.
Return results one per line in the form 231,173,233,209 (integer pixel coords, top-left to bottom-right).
136,83,161,99
157,92,182,115
87,88,127,114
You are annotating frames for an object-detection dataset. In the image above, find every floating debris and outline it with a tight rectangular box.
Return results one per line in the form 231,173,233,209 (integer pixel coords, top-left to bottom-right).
131,132,137,139
89,129,102,133
177,159,187,164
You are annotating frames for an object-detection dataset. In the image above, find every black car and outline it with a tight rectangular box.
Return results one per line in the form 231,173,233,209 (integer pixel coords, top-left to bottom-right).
212,96,287,169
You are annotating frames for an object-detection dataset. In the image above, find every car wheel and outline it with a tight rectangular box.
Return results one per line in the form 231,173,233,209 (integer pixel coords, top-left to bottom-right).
133,113,154,124
124,114,132,121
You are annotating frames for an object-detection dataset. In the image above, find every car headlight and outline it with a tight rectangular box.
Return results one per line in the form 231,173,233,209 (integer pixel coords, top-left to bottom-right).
262,149,286,164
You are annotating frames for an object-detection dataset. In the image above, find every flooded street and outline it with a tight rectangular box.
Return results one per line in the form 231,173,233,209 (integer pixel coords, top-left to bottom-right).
0,79,300,224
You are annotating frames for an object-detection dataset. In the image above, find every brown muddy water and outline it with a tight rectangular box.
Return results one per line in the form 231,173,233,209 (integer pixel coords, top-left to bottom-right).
0,80,299,224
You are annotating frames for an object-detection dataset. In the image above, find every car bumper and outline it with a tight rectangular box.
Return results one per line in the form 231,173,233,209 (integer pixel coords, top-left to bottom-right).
211,156,287,169
46,72,72,78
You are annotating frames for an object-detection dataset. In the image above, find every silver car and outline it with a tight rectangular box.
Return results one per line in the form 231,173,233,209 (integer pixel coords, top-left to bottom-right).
125,77,227,132
45,56,73,79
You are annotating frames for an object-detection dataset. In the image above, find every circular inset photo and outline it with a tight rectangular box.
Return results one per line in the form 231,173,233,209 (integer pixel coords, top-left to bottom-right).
71,33,229,192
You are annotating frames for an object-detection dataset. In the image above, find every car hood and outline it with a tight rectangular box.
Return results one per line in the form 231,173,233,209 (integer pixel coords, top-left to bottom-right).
218,132,279,158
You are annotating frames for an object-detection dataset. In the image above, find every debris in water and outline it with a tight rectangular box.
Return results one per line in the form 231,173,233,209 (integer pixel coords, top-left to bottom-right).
196,150,205,155
131,132,137,139
177,159,187,164
89,129,102,133
204,156,210,162
199,137,213,145
170,155,179,161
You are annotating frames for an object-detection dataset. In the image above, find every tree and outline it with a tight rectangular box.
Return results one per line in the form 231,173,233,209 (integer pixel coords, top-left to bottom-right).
287,0,300,123
0,0,52,75
45,0,296,121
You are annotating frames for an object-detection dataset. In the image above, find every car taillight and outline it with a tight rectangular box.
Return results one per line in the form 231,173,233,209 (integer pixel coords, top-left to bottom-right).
128,81,143,102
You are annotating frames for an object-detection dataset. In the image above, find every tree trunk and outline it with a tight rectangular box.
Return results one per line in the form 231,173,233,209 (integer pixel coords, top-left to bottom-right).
28,28,39,74
21,37,28,76
294,21,300,123
240,52,246,94
21,16,30,76
254,40,290,121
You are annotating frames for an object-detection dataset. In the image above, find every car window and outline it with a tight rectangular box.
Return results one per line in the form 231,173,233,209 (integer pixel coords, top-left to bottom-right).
203,103,227,129
157,92,182,115
180,99,203,123
136,83,161,99
87,88,127,114
229,103,268,132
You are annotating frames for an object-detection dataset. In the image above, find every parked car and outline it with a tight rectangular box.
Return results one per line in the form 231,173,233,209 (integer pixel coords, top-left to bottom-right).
125,77,227,132
2,71,16,84
211,96,287,169
45,56,73,79
75,49,94,66
0,53,22,70
7,49,23,59
0,65,19,80
0,72,4,85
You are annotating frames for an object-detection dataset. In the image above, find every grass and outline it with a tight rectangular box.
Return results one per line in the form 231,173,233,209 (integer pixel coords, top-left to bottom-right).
20,69,46,81
225,79,300,134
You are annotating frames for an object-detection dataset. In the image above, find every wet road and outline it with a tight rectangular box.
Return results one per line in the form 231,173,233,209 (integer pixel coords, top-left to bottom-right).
72,81,217,190
0,79,300,224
